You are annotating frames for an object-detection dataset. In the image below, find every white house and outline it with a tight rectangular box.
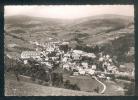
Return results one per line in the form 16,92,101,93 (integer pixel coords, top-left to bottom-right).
106,55,110,59
73,50,84,55
6,54,12,59
62,57,68,63
108,58,112,62
64,53,70,57
63,63,70,70
88,69,95,75
81,62,88,69
21,51,41,59
99,57,104,62
46,47,55,52
78,69,85,75
22,59,28,64
91,65,97,70
62,42,69,45
84,53,96,58
132,68,135,76
72,53,80,60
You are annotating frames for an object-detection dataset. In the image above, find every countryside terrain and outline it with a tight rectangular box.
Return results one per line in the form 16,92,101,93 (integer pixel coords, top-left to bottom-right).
4,14,134,58
5,72,126,96
4,14,135,96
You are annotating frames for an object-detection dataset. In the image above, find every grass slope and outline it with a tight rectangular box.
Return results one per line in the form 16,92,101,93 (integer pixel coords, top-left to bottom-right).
5,79,103,96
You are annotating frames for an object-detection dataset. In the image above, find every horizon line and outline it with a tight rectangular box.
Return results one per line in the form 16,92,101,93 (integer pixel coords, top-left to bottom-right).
4,14,134,20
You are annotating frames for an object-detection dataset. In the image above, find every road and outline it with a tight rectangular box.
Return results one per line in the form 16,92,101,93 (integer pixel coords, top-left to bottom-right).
92,76,106,94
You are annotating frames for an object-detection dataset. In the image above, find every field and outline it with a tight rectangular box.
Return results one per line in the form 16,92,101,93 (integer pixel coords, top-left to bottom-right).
5,72,102,96
63,75,102,92
5,79,102,96
5,71,125,96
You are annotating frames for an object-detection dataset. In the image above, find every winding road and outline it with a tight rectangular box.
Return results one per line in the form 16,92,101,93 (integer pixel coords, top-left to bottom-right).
92,76,106,94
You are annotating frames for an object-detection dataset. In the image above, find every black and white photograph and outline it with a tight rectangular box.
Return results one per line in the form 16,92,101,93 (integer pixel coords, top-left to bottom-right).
4,5,135,96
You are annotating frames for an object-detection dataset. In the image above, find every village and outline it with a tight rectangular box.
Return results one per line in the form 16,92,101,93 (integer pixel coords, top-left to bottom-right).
20,39,134,81
4,36,134,95
4,5,135,96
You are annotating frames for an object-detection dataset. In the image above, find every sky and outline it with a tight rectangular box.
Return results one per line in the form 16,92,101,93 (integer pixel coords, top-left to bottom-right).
5,5,134,19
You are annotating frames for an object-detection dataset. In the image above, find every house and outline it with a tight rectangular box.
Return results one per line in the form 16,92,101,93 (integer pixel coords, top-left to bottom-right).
46,47,55,52
49,37,53,40
132,68,135,76
119,65,126,72
23,60,28,64
73,50,84,55
7,43,18,48
127,47,134,56
72,53,80,60
106,55,110,59
78,69,85,75
41,62,53,69
73,72,79,76
29,41,39,45
82,53,96,58
107,65,117,73
63,63,70,70
99,57,104,62
21,51,41,59
91,65,97,70
62,57,68,63
98,74,106,79
119,63,134,74
64,53,70,57
6,54,12,59
106,77,111,80
108,58,112,62
62,42,69,45
87,69,95,75
81,62,88,69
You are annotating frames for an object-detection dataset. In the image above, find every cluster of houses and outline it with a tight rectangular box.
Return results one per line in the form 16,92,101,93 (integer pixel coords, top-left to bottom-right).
20,40,134,80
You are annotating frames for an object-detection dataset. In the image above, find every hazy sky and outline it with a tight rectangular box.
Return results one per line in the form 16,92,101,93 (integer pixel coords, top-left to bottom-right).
5,5,134,19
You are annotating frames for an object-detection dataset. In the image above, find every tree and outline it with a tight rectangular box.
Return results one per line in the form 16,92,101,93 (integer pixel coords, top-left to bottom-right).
63,80,80,91
51,72,63,87
64,80,71,89
93,45,100,54
94,86,100,93
72,84,80,91
27,58,38,66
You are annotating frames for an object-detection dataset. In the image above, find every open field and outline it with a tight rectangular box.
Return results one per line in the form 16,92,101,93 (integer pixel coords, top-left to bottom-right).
5,72,125,96
63,75,103,92
103,80,125,95
5,76,103,96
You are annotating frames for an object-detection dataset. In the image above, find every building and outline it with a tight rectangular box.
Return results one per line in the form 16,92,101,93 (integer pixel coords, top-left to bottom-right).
23,60,28,64
81,62,88,69
82,53,96,58
72,53,80,60
21,51,41,59
91,65,97,70
73,50,84,55
127,47,134,56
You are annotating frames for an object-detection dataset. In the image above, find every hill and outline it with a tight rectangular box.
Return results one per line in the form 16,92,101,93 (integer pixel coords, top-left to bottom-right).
4,14,134,58
5,79,102,96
